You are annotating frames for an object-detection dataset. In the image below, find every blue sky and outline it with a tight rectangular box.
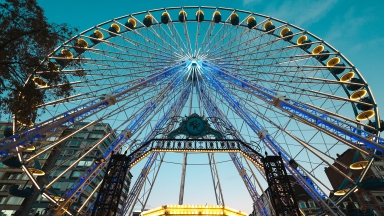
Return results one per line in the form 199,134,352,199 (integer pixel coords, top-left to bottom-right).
36,0,384,213
38,0,384,109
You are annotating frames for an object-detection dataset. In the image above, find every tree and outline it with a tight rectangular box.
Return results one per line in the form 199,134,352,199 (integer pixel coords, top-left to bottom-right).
0,0,83,126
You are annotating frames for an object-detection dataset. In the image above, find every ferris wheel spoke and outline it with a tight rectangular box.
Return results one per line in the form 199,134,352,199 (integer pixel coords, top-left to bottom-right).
146,18,189,57
205,18,278,58
165,20,190,56
204,17,253,57
228,85,374,134
37,70,170,119
201,10,243,55
133,18,185,56
150,15,189,55
228,73,348,103
82,32,177,62
82,47,181,64
207,52,336,66
207,30,305,61
99,25,180,59
197,19,216,58
85,45,176,65
39,79,157,109
241,101,354,183
27,87,165,165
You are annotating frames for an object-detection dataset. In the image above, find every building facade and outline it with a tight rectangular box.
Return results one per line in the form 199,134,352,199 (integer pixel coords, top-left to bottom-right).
0,122,32,216
254,175,320,216
325,148,384,216
0,122,132,216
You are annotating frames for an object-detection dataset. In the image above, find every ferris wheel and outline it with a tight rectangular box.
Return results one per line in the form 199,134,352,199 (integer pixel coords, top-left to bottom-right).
1,6,383,216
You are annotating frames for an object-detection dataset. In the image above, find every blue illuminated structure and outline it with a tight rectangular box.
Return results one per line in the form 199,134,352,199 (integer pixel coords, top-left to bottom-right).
4,6,383,216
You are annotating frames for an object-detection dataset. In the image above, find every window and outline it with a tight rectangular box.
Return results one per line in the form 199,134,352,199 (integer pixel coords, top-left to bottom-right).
46,136,59,141
93,125,105,131
80,141,92,148
373,192,384,203
78,160,92,167
0,184,8,191
73,124,83,129
64,150,78,155
89,133,103,139
298,201,306,209
0,196,6,204
8,173,21,180
86,186,94,194
38,154,49,159
68,140,81,147
99,144,106,152
21,174,29,180
74,132,88,139
354,202,359,209
71,171,82,178
363,193,371,202
7,197,24,205
52,182,63,190
105,138,111,145
308,200,316,208
68,182,74,188
50,170,62,178
39,195,48,202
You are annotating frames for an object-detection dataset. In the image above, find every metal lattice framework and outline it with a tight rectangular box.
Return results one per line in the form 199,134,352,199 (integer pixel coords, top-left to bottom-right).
0,6,383,216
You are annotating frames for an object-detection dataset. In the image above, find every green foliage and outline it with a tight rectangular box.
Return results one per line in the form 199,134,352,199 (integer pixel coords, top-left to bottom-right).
0,0,82,125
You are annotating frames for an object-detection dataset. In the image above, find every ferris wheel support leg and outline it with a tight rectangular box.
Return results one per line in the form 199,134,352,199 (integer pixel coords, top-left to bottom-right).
140,152,166,212
178,152,188,205
202,70,345,215
208,153,225,206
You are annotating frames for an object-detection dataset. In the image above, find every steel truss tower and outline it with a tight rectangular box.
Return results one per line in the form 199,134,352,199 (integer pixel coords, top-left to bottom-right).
91,154,130,216
263,156,300,216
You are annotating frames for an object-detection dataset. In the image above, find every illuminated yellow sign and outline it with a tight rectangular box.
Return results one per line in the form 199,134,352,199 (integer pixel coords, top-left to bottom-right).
141,205,248,216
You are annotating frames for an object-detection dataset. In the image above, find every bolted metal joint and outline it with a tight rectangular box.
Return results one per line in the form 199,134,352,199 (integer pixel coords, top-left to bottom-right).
100,94,117,105
122,130,133,139
258,130,268,139
272,94,288,107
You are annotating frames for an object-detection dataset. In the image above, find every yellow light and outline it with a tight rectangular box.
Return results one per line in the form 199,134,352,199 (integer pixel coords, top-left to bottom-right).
356,110,375,121
28,167,45,176
142,205,247,216
327,57,341,67
280,27,291,37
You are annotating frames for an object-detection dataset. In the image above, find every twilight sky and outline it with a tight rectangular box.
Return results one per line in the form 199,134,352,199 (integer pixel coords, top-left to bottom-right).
36,0,384,213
